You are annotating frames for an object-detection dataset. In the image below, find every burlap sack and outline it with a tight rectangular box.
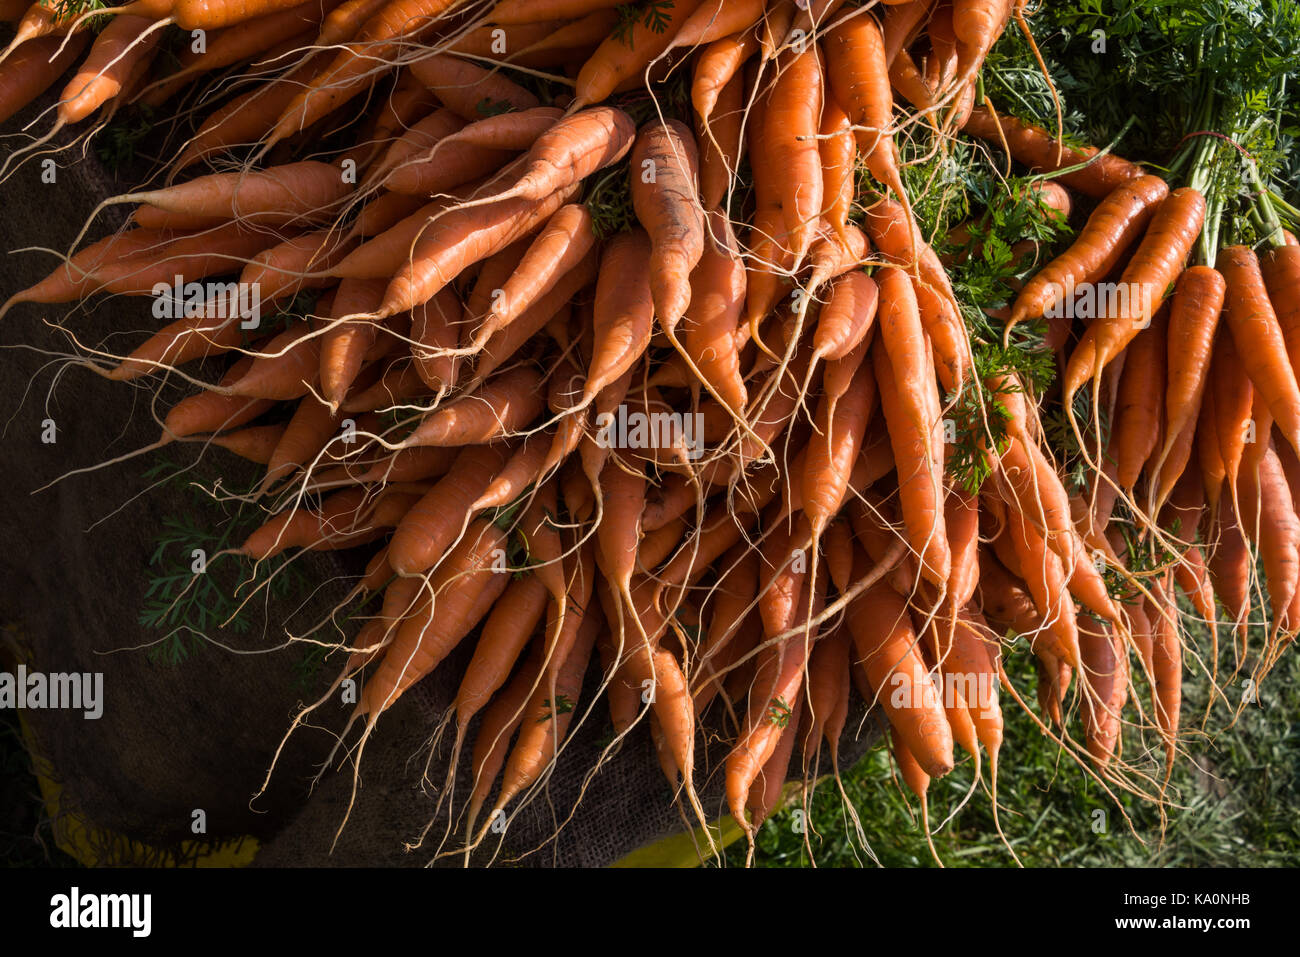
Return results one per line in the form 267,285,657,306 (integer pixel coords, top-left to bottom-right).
0,86,879,868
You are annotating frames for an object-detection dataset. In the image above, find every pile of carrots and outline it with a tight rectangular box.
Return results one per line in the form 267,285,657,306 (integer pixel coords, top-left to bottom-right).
3,0,1298,865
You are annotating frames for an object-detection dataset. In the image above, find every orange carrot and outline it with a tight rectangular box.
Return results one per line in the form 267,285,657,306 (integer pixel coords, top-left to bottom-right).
767,43,823,265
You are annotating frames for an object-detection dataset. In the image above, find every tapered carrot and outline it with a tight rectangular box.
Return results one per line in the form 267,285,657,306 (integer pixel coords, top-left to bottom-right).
580,230,654,405
572,0,702,108
320,277,387,407
225,321,321,400
766,43,823,266
0,33,89,126
398,365,544,448
1261,244,1300,372
120,161,352,228
962,105,1143,198
387,443,509,574
1219,245,1300,457
1064,188,1205,403
1109,304,1167,493
680,211,748,414
455,573,549,728
1077,614,1129,767
54,16,161,128
1009,174,1169,328
691,29,758,124
487,0,621,25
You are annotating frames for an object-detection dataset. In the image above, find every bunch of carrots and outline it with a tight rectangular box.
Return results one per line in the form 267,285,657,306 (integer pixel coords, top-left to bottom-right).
3,0,1298,865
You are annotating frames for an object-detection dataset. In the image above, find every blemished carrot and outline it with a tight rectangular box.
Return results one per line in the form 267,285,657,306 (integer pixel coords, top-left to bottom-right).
360,519,510,717
1219,245,1300,457
161,358,273,439
1261,244,1300,372
581,230,654,405
1064,187,1206,402
55,16,161,127
0,33,90,126
379,179,581,318
696,69,743,210
387,443,510,574
468,203,595,350
225,321,320,400
766,44,823,266
121,161,352,228
630,119,706,331
209,424,286,464
847,572,955,778
1009,174,1169,327
572,0,702,109
962,105,1143,198
1076,614,1129,768
1153,264,1225,475
691,29,758,124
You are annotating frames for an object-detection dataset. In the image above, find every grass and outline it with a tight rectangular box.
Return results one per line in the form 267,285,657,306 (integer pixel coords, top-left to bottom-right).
728,626,1300,867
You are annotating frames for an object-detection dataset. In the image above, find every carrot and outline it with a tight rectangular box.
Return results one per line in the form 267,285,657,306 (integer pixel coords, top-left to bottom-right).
172,0,316,29
465,643,541,837
315,0,389,45
383,107,561,195
1064,187,1206,403
360,520,510,717
387,443,509,574
171,57,327,172
820,98,856,247
225,321,321,400
1148,575,1181,776
668,0,763,51
319,278,388,407
1002,508,1080,668
873,268,950,586
0,33,90,126
160,358,271,439
679,211,748,414
487,0,621,25
379,179,581,318
1219,245,1300,457
847,574,955,778
397,365,544,449
1240,444,1300,634
759,0,794,59
1109,304,1167,493
262,399,341,487
139,0,333,106
455,574,549,728
691,29,758,124
1212,331,1255,508
803,360,877,535
489,598,599,817
1009,174,1169,328
209,424,285,464
1261,244,1300,374
1076,614,1129,767
1208,496,1251,648
766,43,823,266
962,104,1143,198
121,161,352,228
1152,264,1225,479
52,16,161,129
747,693,801,829
630,119,706,332
695,68,743,211
367,107,466,188
581,230,654,405
461,203,594,351
572,0,702,108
